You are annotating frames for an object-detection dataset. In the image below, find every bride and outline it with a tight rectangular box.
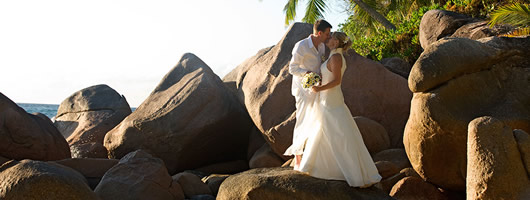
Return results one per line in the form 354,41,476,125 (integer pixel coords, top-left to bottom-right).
285,32,381,187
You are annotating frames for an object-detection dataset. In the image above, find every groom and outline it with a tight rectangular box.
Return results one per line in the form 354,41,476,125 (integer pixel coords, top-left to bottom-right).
288,19,332,169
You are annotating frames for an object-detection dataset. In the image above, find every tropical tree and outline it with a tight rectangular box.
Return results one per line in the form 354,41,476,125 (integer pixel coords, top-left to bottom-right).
342,0,447,38
283,0,452,32
283,0,396,30
350,0,396,30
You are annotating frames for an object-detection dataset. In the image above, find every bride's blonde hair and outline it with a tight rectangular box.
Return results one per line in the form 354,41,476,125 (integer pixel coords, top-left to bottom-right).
331,32,352,52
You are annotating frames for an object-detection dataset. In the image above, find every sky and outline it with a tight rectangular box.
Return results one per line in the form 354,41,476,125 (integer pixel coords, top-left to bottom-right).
0,0,349,107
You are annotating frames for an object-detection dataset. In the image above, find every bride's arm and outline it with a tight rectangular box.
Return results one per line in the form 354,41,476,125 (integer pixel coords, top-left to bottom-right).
312,54,342,92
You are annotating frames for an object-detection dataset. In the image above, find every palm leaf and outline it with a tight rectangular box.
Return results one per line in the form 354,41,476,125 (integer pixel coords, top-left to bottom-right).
350,0,375,24
350,0,380,32
302,0,328,24
284,0,299,26
489,3,530,27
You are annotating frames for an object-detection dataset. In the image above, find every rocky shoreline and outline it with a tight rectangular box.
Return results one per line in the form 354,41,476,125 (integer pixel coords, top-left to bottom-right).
1,9,529,200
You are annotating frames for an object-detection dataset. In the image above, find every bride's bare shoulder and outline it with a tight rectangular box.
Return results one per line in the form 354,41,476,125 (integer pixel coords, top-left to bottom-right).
326,54,343,72
329,54,343,66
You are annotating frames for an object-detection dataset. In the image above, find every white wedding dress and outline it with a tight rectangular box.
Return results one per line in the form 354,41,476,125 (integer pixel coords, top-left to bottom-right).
294,48,382,187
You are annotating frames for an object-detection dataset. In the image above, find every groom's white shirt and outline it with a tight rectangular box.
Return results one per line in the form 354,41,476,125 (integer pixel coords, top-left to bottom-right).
289,35,326,97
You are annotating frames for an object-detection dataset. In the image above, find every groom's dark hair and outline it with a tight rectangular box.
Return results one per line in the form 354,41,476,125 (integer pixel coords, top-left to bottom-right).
313,19,332,34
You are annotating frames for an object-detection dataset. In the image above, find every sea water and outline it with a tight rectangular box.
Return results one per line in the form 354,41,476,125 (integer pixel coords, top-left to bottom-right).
17,103,136,120
17,103,59,119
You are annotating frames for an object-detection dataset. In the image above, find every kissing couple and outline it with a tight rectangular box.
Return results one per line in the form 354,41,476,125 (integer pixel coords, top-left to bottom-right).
284,19,382,188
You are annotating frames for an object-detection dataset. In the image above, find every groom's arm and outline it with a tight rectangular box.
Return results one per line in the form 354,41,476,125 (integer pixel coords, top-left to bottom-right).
288,43,309,77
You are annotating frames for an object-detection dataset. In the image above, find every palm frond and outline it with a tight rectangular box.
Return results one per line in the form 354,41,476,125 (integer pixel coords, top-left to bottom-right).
284,0,299,26
351,0,375,24
350,0,380,32
489,3,530,27
302,0,328,24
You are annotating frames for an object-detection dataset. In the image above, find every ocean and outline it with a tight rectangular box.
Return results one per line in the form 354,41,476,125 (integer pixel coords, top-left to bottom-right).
17,103,59,120
17,103,136,120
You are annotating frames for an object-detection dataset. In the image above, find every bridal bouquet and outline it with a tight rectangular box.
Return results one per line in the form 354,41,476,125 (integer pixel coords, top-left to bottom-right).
302,72,321,89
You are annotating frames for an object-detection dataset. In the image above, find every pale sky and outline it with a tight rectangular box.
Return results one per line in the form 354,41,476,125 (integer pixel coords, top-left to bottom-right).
1,0,348,107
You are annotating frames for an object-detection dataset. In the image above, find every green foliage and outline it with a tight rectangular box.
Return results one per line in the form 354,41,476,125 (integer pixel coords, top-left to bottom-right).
489,3,530,27
341,4,443,64
339,0,528,64
489,3,530,37
444,0,526,18
285,0,529,64
349,0,383,33
442,0,530,36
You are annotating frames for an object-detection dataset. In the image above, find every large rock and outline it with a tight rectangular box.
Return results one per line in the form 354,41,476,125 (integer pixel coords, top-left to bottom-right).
217,167,392,200
380,57,411,78
223,45,274,96
514,129,530,176
34,112,53,123
94,150,180,200
172,172,212,198
467,117,530,200
54,84,131,158
224,23,411,157
379,167,421,193
420,10,514,49
70,142,108,159
451,21,512,41
354,116,391,155
194,160,248,175
419,9,474,49
390,177,448,200
404,37,530,190
249,143,285,169
170,181,185,200
246,126,266,160
373,148,411,171
341,50,411,148
0,159,98,200
0,93,70,161
202,174,229,196
375,161,399,179
223,23,311,157
104,53,252,174
53,158,119,189
0,156,8,166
